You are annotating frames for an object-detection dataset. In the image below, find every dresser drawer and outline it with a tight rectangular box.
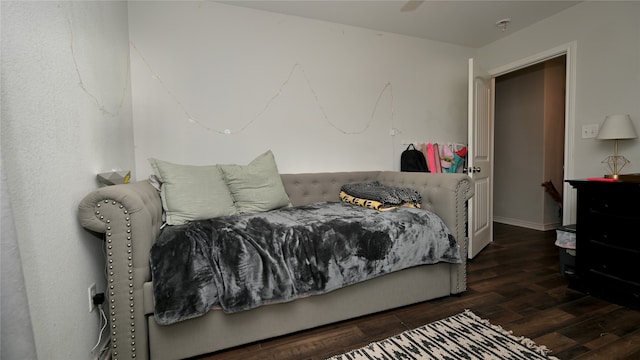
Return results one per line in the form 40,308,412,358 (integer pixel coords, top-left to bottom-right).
586,199,637,217
586,241,640,281
582,185,640,217
581,217,640,251
588,270,640,309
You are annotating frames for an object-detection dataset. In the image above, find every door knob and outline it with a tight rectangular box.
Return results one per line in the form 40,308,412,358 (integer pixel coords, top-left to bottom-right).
463,167,481,173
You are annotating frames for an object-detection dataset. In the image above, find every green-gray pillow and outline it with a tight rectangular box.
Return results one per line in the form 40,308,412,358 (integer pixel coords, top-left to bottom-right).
219,150,290,214
148,158,237,225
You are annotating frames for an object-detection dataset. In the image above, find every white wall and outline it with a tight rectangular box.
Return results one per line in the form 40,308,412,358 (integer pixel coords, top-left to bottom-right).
477,1,640,181
128,1,474,177
493,65,545,227
493,61,565,230
1,1,133,358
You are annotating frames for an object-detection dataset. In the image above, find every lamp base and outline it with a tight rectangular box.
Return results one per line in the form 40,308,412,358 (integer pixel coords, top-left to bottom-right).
602,155,630,179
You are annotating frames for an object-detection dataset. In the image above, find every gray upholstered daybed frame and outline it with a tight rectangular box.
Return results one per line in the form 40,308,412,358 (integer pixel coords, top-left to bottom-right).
78,171,474,360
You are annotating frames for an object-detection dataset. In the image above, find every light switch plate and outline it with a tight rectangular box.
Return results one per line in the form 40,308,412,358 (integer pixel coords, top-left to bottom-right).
582,124,599,139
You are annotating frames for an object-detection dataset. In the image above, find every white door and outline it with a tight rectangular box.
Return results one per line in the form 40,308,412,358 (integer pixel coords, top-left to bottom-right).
467,58,493,259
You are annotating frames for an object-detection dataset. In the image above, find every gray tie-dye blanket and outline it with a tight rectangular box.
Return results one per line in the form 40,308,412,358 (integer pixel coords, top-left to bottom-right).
150,201,460,325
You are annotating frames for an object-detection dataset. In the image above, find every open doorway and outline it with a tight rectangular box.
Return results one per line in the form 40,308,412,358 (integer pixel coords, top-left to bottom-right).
493,55,566,231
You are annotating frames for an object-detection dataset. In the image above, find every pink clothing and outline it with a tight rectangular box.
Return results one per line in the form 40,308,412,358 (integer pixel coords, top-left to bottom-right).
425,143,435,173
432,143,442,173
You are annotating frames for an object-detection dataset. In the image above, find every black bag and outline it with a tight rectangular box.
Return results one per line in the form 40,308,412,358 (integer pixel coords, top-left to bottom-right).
400,144,429,172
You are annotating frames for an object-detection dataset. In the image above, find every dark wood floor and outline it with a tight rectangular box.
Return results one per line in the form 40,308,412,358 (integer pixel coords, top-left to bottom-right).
195,223,640,360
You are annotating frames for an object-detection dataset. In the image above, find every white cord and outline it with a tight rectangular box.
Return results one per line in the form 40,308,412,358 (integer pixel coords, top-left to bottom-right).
91,304,108,353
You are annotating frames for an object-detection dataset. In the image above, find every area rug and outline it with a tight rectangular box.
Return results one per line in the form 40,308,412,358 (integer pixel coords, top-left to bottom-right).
327,310,559,360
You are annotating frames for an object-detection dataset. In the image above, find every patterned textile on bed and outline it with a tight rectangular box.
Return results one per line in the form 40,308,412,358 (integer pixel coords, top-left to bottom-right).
339,191,420,211
340,181,422,207
150,201,460,325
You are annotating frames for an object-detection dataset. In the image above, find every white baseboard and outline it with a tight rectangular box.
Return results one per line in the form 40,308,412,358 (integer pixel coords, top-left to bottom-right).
493,216,560,231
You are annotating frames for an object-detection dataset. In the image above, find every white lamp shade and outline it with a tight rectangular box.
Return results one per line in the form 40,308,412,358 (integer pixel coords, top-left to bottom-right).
596,114,638,140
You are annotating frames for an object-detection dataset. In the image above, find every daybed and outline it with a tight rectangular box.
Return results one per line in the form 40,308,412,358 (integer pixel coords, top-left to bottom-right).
78,171,474,360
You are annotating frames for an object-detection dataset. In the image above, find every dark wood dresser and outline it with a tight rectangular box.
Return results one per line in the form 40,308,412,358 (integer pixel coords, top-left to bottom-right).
567,179,640,309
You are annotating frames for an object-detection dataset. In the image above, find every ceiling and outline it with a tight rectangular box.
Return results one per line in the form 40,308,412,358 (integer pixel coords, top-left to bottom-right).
219,0,581,48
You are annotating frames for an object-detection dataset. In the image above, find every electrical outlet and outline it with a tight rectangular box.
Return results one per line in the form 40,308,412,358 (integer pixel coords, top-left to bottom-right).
88,283,96,313
582,124,599,139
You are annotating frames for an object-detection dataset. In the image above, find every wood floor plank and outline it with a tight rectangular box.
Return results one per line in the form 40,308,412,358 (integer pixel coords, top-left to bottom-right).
583,333,621,351
503,307,576,339
573,330,640,359
558,307,640,345
534,332,578,353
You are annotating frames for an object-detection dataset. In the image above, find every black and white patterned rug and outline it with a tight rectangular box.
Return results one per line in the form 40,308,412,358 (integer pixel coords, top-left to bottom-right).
327,310,559,360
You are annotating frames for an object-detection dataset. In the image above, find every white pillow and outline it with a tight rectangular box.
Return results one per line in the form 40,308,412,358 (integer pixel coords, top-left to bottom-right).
148,158,238,225
219,150,290,214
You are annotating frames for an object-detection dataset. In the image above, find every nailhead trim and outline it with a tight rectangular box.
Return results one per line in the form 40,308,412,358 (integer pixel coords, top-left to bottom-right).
98,199,136,360
453,178,471,293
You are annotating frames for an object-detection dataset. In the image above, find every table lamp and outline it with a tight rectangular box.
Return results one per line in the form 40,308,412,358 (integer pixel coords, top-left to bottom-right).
596,114,637,179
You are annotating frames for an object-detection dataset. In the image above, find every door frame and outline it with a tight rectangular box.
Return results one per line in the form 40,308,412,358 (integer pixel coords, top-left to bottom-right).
487,41,577,225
